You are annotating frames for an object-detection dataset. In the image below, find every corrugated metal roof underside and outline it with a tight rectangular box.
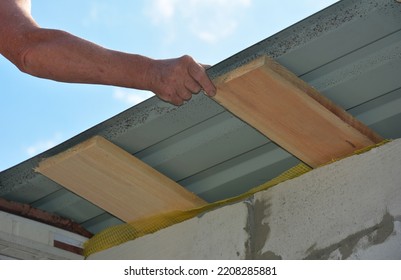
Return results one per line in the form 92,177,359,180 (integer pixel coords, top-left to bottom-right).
1,0,401,234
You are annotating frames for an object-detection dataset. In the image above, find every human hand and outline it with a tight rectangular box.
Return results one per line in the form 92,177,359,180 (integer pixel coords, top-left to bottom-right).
146,55,216,106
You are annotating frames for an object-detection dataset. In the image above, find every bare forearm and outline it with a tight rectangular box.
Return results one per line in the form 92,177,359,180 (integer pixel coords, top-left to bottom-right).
19,28,153,90
1,0,216,105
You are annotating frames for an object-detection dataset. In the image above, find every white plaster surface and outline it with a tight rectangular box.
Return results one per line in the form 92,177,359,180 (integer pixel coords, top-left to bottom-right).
90,139,401,260
90,201,250,260
0,211,86,259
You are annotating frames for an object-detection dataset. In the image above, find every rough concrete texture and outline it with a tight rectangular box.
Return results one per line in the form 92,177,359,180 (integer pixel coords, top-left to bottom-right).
90,139,401,260
90,202,249,260
252,139,401,260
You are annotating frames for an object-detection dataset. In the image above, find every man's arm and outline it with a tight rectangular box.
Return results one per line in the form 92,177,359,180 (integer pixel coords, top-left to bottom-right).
0,0,216,105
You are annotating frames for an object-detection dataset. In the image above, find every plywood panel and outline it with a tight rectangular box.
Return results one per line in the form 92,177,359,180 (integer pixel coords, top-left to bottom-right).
212,55,383,167
36,136,206,222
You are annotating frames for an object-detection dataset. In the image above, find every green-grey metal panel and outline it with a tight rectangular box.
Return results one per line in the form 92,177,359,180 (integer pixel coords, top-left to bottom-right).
1,0,401,233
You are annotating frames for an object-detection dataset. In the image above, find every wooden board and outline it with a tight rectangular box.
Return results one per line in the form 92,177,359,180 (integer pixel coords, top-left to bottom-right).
212,55,383,167
36,136,206,222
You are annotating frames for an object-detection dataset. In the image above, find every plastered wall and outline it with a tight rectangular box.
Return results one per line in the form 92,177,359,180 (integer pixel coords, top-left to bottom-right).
0,211,86,259
90,139,401,260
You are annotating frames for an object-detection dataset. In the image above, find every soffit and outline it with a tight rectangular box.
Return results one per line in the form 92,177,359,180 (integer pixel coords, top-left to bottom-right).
1,0,400,233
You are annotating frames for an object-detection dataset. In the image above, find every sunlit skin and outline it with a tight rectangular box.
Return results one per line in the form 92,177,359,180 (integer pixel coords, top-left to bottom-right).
0,0,216,106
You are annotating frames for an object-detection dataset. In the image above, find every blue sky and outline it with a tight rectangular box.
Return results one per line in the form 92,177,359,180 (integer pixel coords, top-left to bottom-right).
0,0,338,171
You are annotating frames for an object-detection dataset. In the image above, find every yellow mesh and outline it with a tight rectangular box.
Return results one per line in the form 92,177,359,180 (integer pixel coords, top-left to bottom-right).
83,140,390,258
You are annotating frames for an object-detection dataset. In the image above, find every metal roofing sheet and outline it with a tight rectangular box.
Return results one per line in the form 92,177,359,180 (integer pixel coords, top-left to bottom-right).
1,0,401,234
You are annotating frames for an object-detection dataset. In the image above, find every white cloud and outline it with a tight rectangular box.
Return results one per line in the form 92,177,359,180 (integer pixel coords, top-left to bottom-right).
26,133,64,157
147,0,176,24
144,0,252,44
112,88,154,106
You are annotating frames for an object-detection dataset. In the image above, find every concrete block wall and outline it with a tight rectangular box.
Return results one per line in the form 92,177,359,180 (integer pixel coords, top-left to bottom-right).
90,139,401,260
0,211,87,259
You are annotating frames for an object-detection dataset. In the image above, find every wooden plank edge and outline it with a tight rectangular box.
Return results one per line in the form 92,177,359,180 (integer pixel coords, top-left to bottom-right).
34,136,100,173
212,55,383,144
35,136,207,221
89,136,207,208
